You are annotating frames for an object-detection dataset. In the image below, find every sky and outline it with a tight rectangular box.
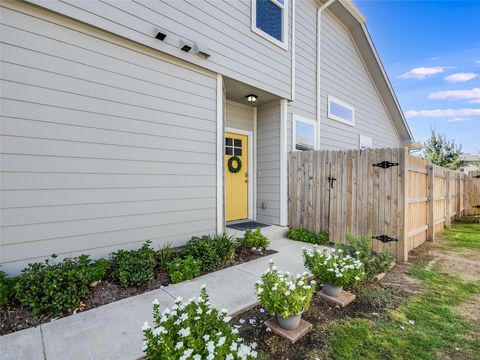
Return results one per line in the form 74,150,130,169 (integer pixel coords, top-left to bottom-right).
354,0,480,154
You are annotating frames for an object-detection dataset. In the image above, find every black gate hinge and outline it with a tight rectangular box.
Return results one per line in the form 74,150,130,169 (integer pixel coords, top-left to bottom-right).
372,161,399,169
372,235,398,243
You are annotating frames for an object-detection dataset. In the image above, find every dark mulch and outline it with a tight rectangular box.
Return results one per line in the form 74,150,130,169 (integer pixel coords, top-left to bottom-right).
232,280,413,360
0,246,276,336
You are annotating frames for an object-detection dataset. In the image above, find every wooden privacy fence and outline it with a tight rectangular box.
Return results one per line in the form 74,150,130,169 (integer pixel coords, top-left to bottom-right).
289,148,474,261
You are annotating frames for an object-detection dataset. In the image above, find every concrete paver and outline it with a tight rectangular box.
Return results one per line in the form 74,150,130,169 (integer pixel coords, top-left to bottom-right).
0,326,44,360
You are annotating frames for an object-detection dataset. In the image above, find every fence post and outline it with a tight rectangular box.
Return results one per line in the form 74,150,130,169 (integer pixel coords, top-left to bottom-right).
445,171,451,227
398,147,408,262
455,173,461,220
427,165,435,242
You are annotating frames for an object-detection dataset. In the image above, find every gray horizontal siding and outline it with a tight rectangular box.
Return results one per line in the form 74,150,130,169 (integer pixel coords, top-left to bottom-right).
0,5,218,274
319,11,401,150
26,0,292,99
256,101,281,225
290,2,401,150
226,100,254,132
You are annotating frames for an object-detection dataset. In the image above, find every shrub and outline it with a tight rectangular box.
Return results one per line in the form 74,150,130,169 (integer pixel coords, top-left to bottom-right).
184,234,236,272
243,228,269,249
157,243,173,270
0,270,16,307
303,247,365,287
366,251,394,280
339,233,372,260
287,228,328,245
112,241,156,287
143,286,257,359
88,259,111,284
255,261,315,318
339,233,394,280
166,256,201,284
14,254,102,317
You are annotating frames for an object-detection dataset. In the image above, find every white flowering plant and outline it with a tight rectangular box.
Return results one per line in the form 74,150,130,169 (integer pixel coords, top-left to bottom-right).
303,247,365,287
142,286,257,360
255,261,315,318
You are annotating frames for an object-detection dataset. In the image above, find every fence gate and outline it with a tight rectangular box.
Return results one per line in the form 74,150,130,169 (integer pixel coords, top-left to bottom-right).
466,170,480,217
289,148,405,259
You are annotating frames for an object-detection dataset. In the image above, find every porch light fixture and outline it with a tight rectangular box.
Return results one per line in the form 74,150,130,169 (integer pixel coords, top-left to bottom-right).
246,94,258,104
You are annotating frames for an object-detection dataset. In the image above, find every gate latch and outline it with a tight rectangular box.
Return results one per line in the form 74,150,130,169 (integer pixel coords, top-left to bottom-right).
328,176,336,189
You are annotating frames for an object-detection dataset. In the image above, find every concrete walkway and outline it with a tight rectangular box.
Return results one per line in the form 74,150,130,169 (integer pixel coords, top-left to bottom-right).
0,238,318,360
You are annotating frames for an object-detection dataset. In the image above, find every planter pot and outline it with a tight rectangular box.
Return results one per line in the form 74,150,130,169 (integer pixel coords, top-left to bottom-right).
276,313,302,330
323,283,343,297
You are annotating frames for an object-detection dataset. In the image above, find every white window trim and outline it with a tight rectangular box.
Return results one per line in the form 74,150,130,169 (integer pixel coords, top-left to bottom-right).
327,95,355,127
251,0,289,51
292,115,318,151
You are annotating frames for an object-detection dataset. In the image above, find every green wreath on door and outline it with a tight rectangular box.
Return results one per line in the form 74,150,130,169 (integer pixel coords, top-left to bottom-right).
227,156,242,173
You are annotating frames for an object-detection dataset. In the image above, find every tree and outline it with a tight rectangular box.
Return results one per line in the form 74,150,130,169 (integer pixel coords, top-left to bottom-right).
422,129,465,170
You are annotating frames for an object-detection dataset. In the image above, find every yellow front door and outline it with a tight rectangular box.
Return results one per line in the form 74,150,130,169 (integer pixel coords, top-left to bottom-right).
225,132,248,221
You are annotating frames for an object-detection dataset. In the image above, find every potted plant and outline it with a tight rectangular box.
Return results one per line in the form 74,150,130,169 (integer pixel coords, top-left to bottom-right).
255,260,316,330
303,246,364,297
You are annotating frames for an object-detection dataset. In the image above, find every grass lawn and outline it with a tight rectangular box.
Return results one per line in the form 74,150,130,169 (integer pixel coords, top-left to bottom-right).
443,216,480,250
236,218,480,359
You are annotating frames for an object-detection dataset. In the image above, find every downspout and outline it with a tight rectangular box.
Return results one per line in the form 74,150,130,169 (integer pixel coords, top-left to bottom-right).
317,0,336,143
291,0,296,101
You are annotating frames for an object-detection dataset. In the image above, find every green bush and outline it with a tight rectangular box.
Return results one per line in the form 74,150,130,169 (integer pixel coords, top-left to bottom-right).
288,228,328,245
166,256,201,284
184,234,236,272
366,251,394,280
14,255,104,317
243,228,269,249
339,233,394,280
0,270,16,307
88,259,111,284
143,286,257,359
112,241,156,287
157,243,173,270
340,233,372,260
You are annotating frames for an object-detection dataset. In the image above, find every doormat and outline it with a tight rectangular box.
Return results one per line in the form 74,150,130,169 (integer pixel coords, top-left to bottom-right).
227,221,270,231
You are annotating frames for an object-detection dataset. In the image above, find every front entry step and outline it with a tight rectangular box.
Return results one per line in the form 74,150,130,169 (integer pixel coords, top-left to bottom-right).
225,224,289,242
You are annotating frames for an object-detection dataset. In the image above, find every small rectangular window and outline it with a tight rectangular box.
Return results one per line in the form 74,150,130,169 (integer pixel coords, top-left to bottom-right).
293,116,317,151
328,96,355,126
359,134,372,149
252,0,288,50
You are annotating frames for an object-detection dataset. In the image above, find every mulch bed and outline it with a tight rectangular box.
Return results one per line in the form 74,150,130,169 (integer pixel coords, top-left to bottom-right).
0,246,276,336
232,279,414,360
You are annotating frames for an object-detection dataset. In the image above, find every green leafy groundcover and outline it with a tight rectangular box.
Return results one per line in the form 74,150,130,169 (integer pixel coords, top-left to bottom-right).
287,228,328,245
326,264,480,359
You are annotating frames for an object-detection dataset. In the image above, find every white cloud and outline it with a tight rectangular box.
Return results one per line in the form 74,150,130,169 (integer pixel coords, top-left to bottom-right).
399,66,454,79
447,117,471,122
405,108,480,119
428,56,441,61
476,59,480,65
443,73,478,83
428,88,480,103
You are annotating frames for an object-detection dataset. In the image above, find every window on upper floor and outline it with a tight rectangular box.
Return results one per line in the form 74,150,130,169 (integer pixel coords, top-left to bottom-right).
328,95,355,126
252,0,288,50
293,116,317,151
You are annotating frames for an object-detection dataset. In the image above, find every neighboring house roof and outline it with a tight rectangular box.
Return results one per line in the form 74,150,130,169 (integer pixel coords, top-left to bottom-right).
325,0,414,142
